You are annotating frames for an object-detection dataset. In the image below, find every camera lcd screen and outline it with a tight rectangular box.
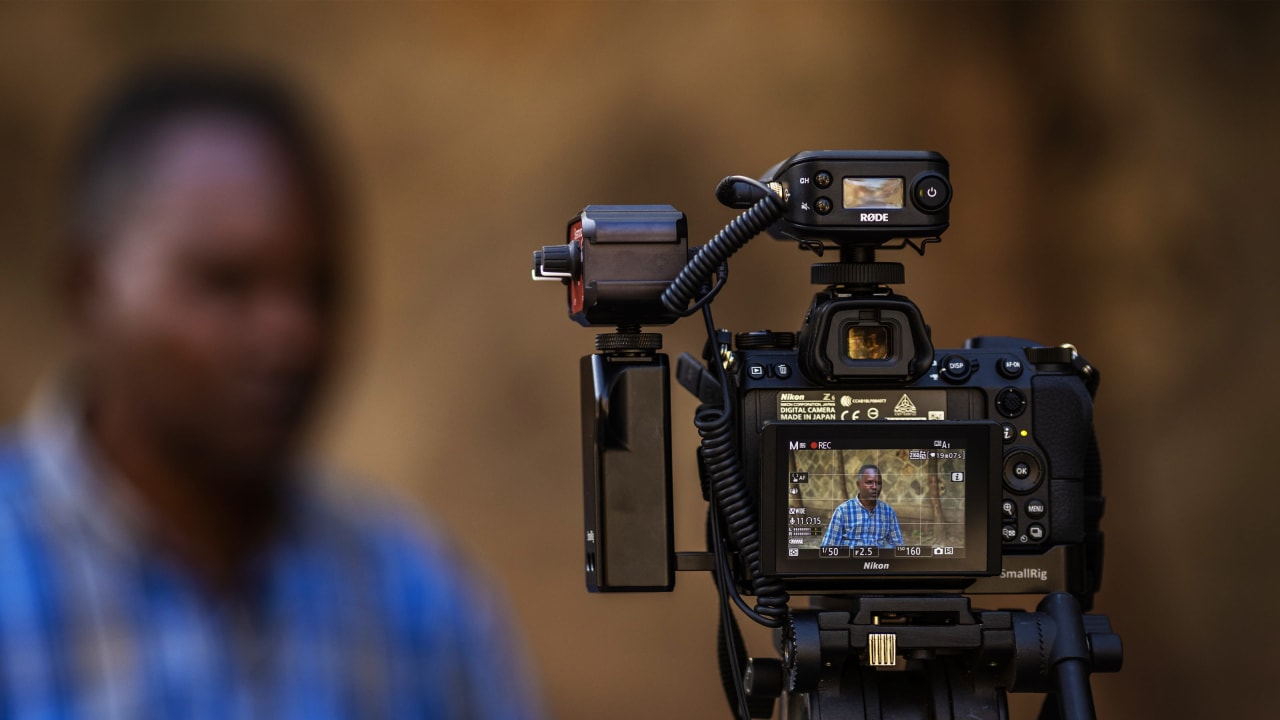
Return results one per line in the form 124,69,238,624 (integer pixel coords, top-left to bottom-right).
761,422,999,577
842,177,904,210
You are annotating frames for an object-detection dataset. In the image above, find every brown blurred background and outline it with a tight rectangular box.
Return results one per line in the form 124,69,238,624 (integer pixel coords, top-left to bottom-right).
2,2,1277,717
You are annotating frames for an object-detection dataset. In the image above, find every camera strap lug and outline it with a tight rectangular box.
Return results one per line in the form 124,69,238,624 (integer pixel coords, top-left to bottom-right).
1061,344,1102,398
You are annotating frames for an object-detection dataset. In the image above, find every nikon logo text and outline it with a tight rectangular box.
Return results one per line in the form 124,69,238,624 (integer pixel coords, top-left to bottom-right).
860,212,889,222
864,561,889,570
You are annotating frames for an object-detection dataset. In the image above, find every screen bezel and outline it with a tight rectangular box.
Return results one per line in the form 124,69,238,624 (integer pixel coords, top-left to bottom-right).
760,421,1001,578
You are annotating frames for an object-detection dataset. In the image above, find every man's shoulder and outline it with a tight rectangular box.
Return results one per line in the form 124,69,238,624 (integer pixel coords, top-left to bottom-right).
295,477,520,663
0,431,32,487
295,476,486,607
0,430,40,513
834,497,865,516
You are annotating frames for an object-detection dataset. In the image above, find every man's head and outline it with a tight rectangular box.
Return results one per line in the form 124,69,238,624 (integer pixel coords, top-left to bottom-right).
64,65,346,484
855,464,883,505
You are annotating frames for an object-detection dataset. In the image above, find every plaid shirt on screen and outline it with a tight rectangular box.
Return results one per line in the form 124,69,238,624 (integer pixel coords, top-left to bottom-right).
820,496,904,548
0,388,539,720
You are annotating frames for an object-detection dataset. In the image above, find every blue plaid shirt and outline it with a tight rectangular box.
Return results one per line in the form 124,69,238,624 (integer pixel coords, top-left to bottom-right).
0,390,539,719
820,497,904,548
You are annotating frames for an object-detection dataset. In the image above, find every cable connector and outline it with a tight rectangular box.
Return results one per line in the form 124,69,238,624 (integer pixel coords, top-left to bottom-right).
716,176,786,209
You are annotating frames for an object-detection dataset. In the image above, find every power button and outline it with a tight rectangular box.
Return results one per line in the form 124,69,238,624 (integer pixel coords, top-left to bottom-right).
911,173,951,212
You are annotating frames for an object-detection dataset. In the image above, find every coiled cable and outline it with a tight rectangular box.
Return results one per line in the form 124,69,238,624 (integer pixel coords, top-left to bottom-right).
661,176,785,316
697,305,789,627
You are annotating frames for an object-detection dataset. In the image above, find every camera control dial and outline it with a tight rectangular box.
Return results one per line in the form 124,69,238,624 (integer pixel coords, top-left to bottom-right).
735,330,797,350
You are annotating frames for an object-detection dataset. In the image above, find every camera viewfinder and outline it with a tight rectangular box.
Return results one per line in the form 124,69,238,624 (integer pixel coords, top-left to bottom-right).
847,325,890,361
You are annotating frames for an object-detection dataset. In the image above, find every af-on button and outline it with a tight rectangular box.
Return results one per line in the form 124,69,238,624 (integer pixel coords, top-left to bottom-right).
998,356,1024,379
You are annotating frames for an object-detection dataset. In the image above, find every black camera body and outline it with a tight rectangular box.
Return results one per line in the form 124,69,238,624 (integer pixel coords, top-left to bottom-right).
738,333,1102,596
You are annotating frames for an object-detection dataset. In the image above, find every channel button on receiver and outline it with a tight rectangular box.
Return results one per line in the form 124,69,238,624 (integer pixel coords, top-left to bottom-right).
911,173,951,212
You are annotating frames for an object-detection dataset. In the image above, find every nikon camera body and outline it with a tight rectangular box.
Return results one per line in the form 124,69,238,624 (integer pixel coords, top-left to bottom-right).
737,329,1103,597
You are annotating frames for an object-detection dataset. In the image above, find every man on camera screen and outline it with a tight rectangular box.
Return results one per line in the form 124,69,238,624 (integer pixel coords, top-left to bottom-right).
820,464,905,548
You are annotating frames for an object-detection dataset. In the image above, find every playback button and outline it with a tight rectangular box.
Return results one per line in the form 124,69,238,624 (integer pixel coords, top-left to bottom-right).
911,173,951,212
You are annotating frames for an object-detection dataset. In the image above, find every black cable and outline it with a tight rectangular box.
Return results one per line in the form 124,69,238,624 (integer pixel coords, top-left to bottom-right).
667,177,791,719
699,302,788,720
713,508,772,621
697,305,789,627
661,177,784,316
680,256,728,316
713,517,751,720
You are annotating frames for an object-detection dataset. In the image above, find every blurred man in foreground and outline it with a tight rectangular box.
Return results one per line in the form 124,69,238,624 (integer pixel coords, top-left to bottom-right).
0,66,537,718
